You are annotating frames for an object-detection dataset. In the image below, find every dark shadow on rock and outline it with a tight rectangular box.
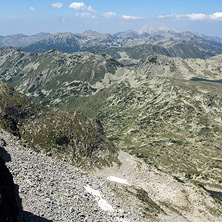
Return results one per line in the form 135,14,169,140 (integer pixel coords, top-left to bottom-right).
0,150,52,222
22,212,53,222
15,184,53,222
14,178,53,222
0,156,19,222
0,146,11,162
199,184,222,201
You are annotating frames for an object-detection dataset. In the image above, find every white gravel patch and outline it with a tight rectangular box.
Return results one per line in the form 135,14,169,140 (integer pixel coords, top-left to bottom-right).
85,185,114,212
98,198,114,212
107,176,130,186
85,185,101,197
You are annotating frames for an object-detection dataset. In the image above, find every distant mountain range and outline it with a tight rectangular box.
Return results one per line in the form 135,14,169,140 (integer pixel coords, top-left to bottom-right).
1,25,222,60
0,32,52,48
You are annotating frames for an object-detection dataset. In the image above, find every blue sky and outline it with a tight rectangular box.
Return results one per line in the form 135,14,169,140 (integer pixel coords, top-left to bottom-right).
1,0,222,37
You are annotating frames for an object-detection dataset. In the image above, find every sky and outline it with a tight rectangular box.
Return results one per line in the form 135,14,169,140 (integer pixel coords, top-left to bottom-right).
1,0,222,37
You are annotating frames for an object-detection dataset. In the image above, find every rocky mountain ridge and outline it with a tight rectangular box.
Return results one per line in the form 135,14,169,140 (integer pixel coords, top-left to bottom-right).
0,33,51,48
1,25,222,59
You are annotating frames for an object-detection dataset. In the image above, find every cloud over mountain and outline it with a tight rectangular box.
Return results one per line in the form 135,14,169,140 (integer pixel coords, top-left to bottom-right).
158,12,222,21
209,12,222,20
69,2,87,10
88,6,96,13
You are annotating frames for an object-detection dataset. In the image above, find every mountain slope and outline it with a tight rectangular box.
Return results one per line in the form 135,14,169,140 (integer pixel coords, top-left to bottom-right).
2,128,221,222
0,46,123,109
91,55,222,189
0,80,118,168
1,130,148,221
1,46,222,185
83,40,215,63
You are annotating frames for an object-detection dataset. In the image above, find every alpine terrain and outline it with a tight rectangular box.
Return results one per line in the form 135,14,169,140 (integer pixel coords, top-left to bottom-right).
0,25,222,221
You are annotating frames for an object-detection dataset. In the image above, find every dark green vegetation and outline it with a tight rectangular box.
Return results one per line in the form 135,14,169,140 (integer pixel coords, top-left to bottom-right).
125,186,164,220
0,81,118,168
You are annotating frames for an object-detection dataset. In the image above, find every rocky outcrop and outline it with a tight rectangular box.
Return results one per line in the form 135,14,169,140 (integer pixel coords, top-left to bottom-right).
0,130,146,222
0,81,118,168
0,156,19,222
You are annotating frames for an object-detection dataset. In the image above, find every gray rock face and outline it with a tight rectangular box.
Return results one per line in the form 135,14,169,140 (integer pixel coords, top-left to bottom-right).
0,130,146,222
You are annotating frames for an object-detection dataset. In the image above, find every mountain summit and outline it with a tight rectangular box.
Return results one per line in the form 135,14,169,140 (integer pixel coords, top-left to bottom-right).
137,24,157,35
137,24,177,35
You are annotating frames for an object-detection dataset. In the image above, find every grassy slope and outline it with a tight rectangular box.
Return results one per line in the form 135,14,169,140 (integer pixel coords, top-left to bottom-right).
0,80,119,169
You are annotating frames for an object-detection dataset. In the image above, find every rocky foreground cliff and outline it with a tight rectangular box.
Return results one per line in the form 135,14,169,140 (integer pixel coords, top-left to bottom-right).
1,127,222,221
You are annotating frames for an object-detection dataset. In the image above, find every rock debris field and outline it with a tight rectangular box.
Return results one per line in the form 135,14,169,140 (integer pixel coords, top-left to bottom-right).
0,130,145,222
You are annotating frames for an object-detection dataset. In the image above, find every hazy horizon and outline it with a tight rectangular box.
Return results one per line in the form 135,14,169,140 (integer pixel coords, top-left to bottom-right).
1,0,222,37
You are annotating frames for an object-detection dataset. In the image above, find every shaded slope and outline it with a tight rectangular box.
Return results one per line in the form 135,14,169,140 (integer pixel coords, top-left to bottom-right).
83,41,214,63
0,81,118,168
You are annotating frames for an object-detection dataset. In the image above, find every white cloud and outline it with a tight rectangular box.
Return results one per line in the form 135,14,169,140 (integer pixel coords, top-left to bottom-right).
122,15,142,20
209,12,222,20
88,6,96,13
69,2,86,11
103,12,117,18
158,14,175,19
186,13,207,20
159,12,222,21
29,7,35,11
69,2,96,13
51,2,63,9
158,13,207,20
76,12,91,18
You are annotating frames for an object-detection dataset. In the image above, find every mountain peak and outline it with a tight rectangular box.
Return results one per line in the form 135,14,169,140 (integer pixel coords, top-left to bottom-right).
158,25,177,33
82,30,103,37
137,25,178,35
137,24,156,35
